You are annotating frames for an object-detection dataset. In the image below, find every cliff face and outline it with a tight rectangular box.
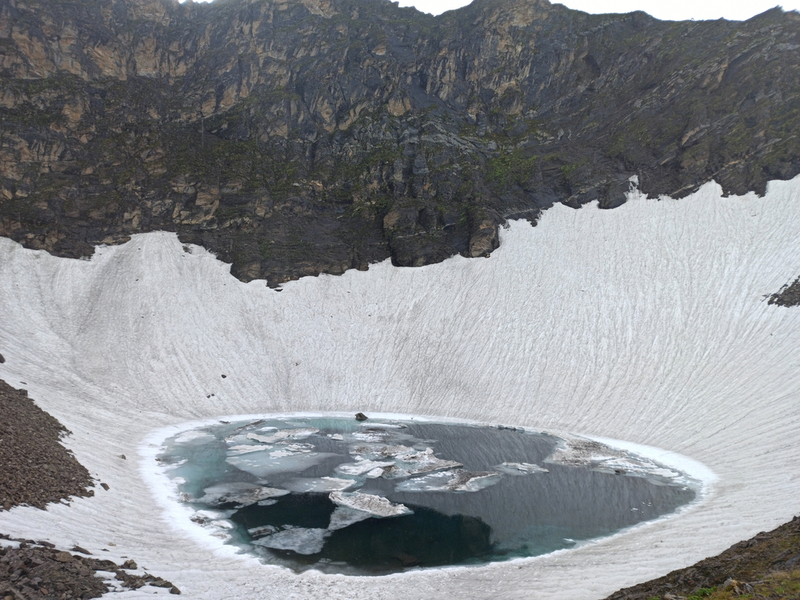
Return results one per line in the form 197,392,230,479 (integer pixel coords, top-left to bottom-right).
1,0,799,284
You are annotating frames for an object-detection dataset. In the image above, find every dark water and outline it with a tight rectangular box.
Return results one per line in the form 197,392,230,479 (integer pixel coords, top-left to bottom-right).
158,416,696,575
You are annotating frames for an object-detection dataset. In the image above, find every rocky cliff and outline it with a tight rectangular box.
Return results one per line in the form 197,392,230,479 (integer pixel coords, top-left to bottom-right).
1,0,799,283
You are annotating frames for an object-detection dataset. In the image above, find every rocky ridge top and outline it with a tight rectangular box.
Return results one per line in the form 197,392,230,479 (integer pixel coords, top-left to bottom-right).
1,0,799,283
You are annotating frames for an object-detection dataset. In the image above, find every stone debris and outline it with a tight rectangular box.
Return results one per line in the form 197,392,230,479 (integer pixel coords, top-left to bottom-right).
0,537,180,598
0,381,93,512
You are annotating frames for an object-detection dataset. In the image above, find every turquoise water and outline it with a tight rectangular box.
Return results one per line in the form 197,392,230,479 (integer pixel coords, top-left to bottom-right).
158,416,696,575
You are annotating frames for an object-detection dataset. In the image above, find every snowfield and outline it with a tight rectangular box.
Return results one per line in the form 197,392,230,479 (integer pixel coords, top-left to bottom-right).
1,177,799,599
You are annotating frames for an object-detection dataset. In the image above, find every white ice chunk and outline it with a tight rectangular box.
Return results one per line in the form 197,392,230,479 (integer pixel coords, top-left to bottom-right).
351,430,391,442
246,432,277,444
251,527,329,555
173,430,216,445
198,482,289,507
245,428,320,444
226,449,337,478
329,491,412,517
545,438,686,483
282,477,359,493
227,443,272,456
327,506,373,531
495,462,549,475
335,458,395,476
360,422,406,429
378,446,462,479
190,509,235,526
395,470,502,492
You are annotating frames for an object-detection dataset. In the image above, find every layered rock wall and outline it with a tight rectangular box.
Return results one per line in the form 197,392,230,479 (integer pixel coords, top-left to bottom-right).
1,0,799,283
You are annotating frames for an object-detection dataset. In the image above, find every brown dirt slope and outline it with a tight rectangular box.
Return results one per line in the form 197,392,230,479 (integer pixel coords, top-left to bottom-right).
0,379,180,597
604,516,800,599
0,380,93,511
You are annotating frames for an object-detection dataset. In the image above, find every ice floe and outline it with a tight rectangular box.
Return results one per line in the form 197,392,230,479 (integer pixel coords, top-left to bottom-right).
197,482,290,507
251,527,329,555
347,445,462,479
226,448,337,478
329,491,412,517
394,470,503,492
545,438,689,484
281,477,359,493
173,430,216,445
334,458,395,477
495,462,549,475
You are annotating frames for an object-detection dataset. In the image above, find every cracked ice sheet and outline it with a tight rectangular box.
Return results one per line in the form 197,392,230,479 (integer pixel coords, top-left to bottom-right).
197,482,289,507
329,491,412,517
252,527,330,555
394,470,503,493
225,447,337,478
0,176,799,599
544,437,692,485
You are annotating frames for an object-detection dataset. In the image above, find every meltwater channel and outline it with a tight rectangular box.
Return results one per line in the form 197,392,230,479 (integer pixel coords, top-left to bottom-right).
158,415,698,575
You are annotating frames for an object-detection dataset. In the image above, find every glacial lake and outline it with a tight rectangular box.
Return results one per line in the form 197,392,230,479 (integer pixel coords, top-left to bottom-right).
157,415,697,575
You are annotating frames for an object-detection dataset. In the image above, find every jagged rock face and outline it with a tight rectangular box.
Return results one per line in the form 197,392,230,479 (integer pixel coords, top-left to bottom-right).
1,0,799,284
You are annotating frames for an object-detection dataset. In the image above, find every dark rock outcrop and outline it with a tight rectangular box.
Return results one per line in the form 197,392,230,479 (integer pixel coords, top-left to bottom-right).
1,0,799,284
768,276,800,306
604,516,800,600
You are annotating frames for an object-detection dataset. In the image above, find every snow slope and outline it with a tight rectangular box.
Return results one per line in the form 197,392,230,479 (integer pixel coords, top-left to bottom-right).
0,177,799,599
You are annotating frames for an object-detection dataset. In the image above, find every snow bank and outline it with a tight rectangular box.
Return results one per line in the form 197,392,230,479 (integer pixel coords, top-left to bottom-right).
1,177,799,599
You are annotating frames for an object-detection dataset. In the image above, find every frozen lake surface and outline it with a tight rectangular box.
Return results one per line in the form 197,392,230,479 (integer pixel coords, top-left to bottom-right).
159,416,697,574
0,176,798,598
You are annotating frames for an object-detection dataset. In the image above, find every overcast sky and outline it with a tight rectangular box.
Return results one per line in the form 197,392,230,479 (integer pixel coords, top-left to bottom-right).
396,0,800,21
